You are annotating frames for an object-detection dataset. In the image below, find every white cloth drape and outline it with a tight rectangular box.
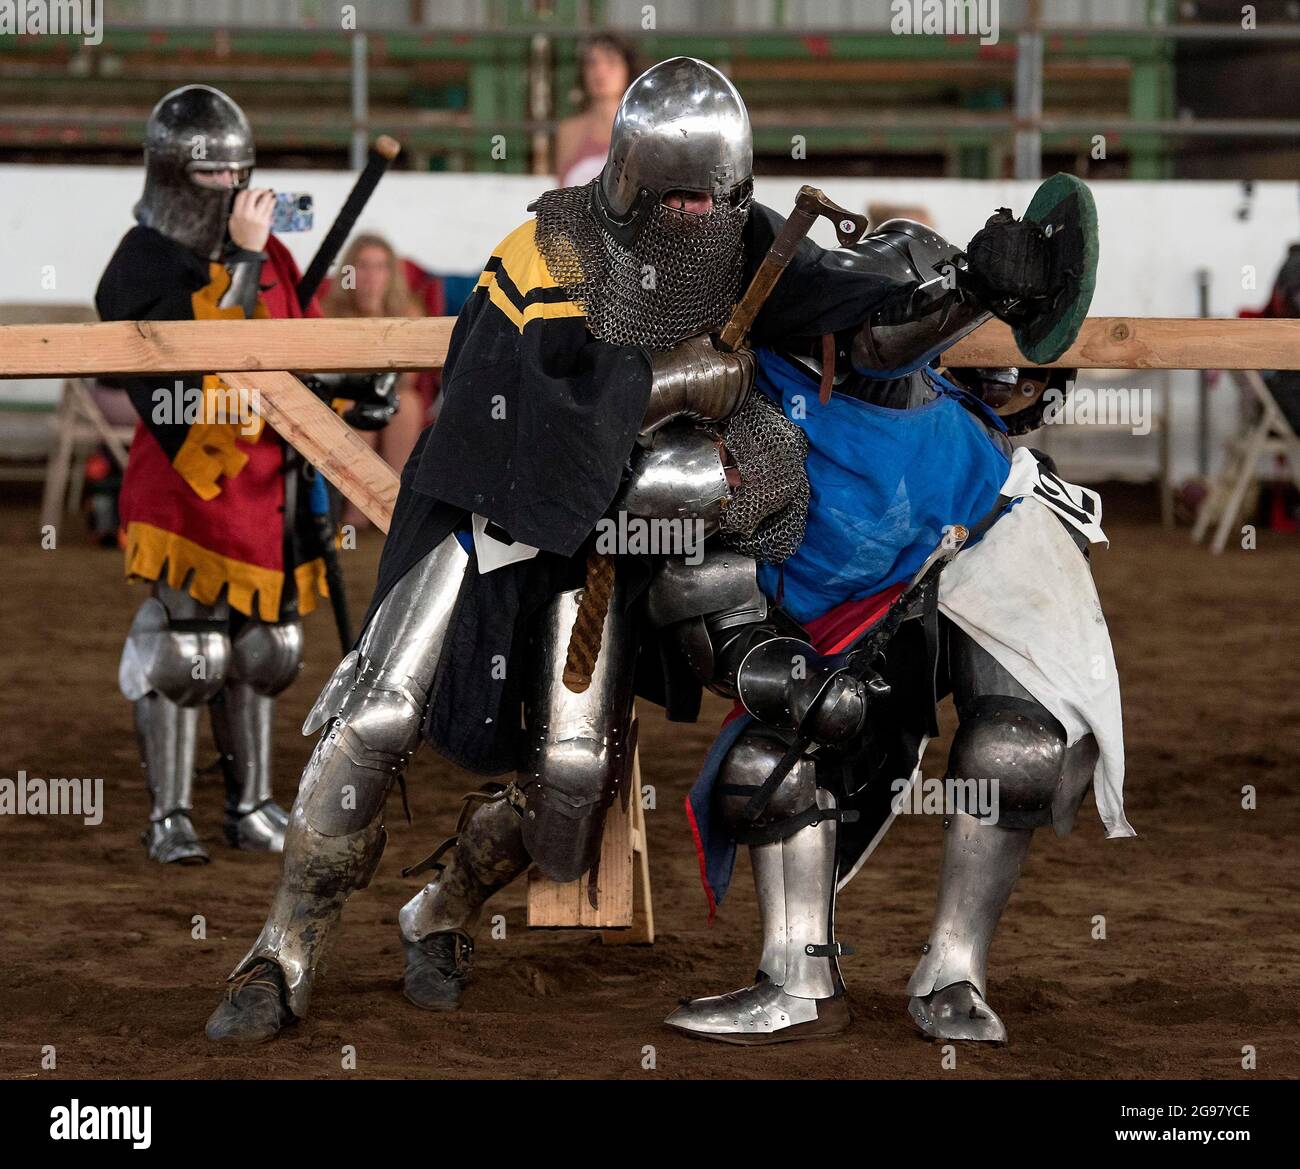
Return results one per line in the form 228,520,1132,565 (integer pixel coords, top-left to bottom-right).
939,492,1135,839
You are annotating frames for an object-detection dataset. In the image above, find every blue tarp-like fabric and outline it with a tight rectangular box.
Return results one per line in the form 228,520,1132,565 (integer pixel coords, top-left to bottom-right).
686,353,1015,914
753,351,1011,624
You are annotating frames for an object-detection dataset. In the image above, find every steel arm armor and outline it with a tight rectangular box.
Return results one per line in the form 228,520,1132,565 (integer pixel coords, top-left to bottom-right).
648,549,868,743
218,248,265,318
641,334,755,435
841,219,992,379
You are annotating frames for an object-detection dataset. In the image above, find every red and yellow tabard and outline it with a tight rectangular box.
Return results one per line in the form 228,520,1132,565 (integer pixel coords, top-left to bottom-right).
96,228,328,621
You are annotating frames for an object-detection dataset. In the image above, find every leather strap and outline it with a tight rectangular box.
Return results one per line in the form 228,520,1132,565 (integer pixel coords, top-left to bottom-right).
819,332,836,404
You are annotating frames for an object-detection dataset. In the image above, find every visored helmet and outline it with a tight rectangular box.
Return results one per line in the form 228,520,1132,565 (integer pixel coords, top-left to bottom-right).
533,57,754,348
595,56,753,244
134,84,255,260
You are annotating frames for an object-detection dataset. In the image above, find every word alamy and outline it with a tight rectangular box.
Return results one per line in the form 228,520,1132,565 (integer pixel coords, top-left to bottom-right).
891,774,1000,822
0,1,103,46
1,770,103,825
891,0,1000,46
50,1100,151,1150
594,513,706,565
152,381,261,437
1043,385,1153,436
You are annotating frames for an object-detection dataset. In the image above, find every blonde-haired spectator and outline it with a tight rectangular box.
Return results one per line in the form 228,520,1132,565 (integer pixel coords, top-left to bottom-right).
321,233,426,478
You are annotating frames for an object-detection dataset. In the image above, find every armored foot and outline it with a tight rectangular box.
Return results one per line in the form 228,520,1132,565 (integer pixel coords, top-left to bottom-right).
205,959,296,1044
401,930,474,1012
224,801,289,851
908,980,1007,1043
665,977,850,1046
143,811,208,865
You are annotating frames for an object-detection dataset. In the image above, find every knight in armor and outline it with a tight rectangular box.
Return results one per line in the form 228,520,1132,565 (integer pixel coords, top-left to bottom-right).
204,57,1067,1044
98,85,340,864
661,204,1133,1045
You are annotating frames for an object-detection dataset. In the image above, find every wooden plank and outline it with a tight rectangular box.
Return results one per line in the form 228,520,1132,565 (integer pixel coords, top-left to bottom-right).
943,317,1300,371
600,751,655,946
218,370,399,532
5,316,1300,376
0,317,455,378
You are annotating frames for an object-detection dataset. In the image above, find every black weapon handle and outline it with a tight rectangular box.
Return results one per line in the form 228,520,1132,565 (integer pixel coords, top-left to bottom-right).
296,135,401,312
315,511,354,652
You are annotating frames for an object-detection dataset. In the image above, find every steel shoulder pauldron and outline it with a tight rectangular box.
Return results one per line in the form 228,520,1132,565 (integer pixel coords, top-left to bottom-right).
614,421,732,537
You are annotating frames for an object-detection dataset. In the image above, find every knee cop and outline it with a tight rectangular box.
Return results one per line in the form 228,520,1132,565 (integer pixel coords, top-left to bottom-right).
715,728,849,845
229,618,303,696
118,588,230,706
947,695,1067,830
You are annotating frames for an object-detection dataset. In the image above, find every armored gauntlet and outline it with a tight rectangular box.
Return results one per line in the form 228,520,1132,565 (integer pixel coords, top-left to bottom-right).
641,333,755,435
302,372,401,430
962,207,1054,322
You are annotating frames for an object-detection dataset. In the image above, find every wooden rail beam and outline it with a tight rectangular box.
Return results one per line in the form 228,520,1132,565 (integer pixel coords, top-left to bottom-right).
218,370,400,532
0,318,455,378
3,316,1300,376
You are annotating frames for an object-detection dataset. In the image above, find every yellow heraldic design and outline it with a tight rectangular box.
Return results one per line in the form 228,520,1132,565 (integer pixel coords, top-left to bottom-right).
124,522,329,623
170,263,269,500
476,219,587,332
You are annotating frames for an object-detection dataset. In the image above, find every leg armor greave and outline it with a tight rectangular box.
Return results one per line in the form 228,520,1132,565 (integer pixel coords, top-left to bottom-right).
907,813,1033,1042
727,736,844,1002
907,626,1094,1042
210,619,304,852
665,730,852,1044
398,790,531,1011
119,584,231,864
229,534,468,1018
400,793,531,944
516,572,638,884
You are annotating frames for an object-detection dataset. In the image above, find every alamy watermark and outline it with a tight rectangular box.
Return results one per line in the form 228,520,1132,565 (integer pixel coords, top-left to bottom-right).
1,770,103,825
50,1099,150,1150
0,0,103,46
891,774,1001,823
1043,384,1153,436
890,0,1000,46
152,380,261,438
594,513,706,565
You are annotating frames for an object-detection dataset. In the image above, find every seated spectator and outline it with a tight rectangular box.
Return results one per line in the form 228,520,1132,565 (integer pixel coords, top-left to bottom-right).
321,234,426,475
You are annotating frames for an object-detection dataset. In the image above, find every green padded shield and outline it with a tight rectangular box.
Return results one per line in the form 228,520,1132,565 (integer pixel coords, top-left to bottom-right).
1013,173,1098,365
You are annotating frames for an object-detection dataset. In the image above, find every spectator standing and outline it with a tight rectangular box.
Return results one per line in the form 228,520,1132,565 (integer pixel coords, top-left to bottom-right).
554,34,637,187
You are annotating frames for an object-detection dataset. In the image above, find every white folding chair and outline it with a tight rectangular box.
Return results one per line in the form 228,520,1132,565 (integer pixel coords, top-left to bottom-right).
38,377,135,535
1192,370,1300,553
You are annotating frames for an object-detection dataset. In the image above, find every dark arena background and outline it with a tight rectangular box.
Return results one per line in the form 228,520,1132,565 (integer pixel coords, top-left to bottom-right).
1,0,1297,1147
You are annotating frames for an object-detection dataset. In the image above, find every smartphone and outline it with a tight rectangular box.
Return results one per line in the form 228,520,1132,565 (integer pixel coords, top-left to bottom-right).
272,192,314,233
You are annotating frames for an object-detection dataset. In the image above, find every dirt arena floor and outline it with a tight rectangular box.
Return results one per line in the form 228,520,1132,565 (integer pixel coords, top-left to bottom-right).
2,486,1297,1081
